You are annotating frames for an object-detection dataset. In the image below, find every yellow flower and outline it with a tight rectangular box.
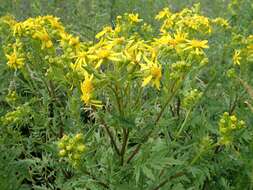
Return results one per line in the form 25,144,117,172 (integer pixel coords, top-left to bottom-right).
69,35,80,47
32,28,53,49
141,57,162,90
180,17,197,30
59,32,80,48
184,39,209,55
45,15,65,31
12,22,24,36
155,7,171,20
71,51,88,76
110,37,125,46
81,74,93,103
4,17,29,36
212,18,230,28
160,19,174,33
232,50,241,65
88,45,122,69
5,49,25,69
97,48,110,59
128,13,142,24
174,30,188,43
115,26,122,34
95,26,113,39
75,51,88,65
22,18,38,32
123,40,151,64
154,31,187,52
153,35,169,45
180,15,211,33
80,74,102,107
168,30,188,48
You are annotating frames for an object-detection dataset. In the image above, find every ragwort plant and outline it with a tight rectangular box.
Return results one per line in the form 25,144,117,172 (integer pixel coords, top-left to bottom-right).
0,3,252,190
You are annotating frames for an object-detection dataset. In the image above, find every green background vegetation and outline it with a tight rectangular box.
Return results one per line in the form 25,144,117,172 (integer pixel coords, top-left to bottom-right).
0,0,230,40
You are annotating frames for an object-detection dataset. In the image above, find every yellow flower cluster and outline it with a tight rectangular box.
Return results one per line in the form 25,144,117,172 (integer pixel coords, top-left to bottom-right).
231,35,253,66
32,28,53,49
8,15,64,37
218,112,246,145
80,73,102,107
0,5,229,108
5,39,25,69
58,133,86,167
6,16,63,49
2,15,80,69
74,8,219,106
155,5,228,35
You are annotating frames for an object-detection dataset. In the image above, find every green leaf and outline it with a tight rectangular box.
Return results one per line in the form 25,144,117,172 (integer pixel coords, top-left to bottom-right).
172,183,185,190
142,166,155,181
110,112,136,129
135,165,141,184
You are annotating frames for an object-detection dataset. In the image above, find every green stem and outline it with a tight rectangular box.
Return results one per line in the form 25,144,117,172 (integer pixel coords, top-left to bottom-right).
120,128,129,165
151,170,185,190
190,143,219,166
176,109,191,138
98,113,121,156
127,82,180,164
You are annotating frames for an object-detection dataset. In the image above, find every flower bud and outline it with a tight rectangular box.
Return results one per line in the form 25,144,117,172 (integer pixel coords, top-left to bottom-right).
59,149,66,157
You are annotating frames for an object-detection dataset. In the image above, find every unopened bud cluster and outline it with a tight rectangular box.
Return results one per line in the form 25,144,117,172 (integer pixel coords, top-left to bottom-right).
218,112,246,145
5,90,18,104
1,103,31,126
58,133,86,167
182,89,203,109
170,61,191,79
